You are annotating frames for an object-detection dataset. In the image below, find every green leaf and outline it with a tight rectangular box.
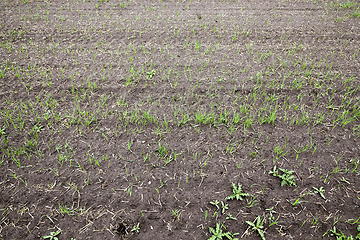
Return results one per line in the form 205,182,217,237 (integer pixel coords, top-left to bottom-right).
226,183,250,201
259,230,266,240
245,221,256,228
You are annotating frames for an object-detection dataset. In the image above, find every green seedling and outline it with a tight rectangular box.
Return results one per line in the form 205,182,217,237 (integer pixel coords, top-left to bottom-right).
220,201,229,214
208,222,238,240
147,69,156,79
245,195,259,208
157,142,168,158
226,183,251,201
273,143,288,163
269,166,297,187
210,200,220,210
170,208,184,220
226,213,237,220
312,186,326,199
288,197,308,206
225,139,237,154
341,177,351,184
346,216,360,225
266,207,279,227
246,216,266,240
0,127,5,136
323,225,360,239
249,151,257,158
131,223,140,233
209,200,228,215
292,137,315,160
43,230,61,240
350,157,359,173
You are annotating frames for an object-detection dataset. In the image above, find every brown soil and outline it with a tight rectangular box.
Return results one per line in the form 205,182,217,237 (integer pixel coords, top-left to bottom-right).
0,0,359,239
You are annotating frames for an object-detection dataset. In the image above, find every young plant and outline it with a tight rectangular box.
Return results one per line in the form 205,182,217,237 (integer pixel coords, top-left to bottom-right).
43,230,61,240
266,206,279,227
220,201,229,214
208,222,238,240
292,137,315,160
323,225,360,240
170,208,184,220
225,139,237,154
157,142,168,158
147,69,156,79
273,142,288,163
246,216,266,240
226,183,251,201
287,196,308,207
312,186,326,199
226,213,237,221
131,223,140,233
269,166,297,187
210,199,220,210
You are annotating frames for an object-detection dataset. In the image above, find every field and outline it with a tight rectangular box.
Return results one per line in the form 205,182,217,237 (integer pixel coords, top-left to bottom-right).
0,0,360,239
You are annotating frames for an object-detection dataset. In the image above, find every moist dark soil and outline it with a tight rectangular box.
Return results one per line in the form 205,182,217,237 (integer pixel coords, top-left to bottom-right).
0,0,359,239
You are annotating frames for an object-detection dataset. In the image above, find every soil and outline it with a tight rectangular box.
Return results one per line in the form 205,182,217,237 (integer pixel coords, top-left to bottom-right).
0,0,359,239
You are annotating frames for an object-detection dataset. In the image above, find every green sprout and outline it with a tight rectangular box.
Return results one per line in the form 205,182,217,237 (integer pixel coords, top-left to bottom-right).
157,142,168,158
210,199,220,210
312,186,326,199
208,222,238,240
269,166,297,187
170,208,184,220
226,183,251,201
147,69,156,79
43,230,61,240
246,216,266,240
131,223,140,233
323,225,360,240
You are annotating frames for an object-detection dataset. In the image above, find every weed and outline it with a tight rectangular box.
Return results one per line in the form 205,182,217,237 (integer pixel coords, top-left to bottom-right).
210,200,220,211
131,223,140,233
43,230,61,240
226,213,237,221
312,186,326,199
269,166,297,187
208,222,238,240
147,69,156,79
246,216,266,240
266,206,279,227
273,142,288,163
170,208,184,220
220,201,229,214
157,142,168,158
226,183,251,201
323,225,360,239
